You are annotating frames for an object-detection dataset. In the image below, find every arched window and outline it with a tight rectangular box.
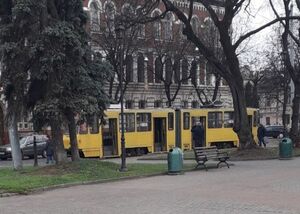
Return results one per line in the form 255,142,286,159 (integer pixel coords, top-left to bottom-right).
165,57,173,84
191,16,200,35
89,0,101,32
191,60,197,86
164,12,174,41
105,1,116,33
137,53,145,83
152,11,161,40
182,59,188,84
155,58,163,83
125,55,133,82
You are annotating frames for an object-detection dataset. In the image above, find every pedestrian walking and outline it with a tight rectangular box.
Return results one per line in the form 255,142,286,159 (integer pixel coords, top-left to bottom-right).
45,135,55,164
191,121,204,147
257,124,266,148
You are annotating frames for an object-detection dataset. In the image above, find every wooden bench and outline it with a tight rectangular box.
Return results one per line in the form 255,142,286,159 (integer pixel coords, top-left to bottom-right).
193,146,230,171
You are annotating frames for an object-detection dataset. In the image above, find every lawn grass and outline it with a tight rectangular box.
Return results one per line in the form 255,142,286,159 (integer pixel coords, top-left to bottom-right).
0,160,194,194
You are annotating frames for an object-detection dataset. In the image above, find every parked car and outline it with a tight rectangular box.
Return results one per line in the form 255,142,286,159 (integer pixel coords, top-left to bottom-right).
0,135,48,160
265,125,287,138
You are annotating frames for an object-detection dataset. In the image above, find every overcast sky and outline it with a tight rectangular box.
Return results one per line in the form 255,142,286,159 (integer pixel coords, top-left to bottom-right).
234,0,282,68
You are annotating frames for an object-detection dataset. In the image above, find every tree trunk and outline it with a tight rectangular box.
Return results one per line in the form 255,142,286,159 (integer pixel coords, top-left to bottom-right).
0,106,5,145
50,120,67,164
290,82,300,146
282,83,289,129
7,110,22,170
66,111,80,161
229,80,256,150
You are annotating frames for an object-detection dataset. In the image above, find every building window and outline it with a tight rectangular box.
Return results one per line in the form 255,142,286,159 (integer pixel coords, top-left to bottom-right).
208,112,223,128
137,113,151,132
165,57,172,84
265,98,271,107
125,100,134,109
136,8,145,38
125,55,133,82
191,16,200,35
224,111,234,128
19,123,23,129
191,60,197,86
192,101,199,108
120,113,135,132
164,12,173,41
155,58,163,83
199,60,205,85
153,11,161,40
105,2,115,33
147,55,154,83
266,117,270,125
168,113,174,130
206,63,214,86
139,100,146,109
183,112,190,130
182,59,188,84
285,114,290,125
90,1,101,32
137,53,145,82
182,100,189,109
154,100,162,108
174,57,180,83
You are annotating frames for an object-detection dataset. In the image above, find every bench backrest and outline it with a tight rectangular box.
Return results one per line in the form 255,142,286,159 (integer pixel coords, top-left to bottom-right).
193,146,219,159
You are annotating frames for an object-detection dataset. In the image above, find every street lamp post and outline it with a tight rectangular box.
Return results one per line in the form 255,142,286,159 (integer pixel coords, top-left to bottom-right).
115,22,127,172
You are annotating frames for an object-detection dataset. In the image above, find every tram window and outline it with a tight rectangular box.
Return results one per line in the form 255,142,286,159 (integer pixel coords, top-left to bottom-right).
253,111,258,127
137,113,151,132
79,122,88,134
208,112,223,128
119,113,135,132
183,112,190,130
168,113,174,130
88,115,99,134
248,115,253,127
192,117,201,126
224,112,234,128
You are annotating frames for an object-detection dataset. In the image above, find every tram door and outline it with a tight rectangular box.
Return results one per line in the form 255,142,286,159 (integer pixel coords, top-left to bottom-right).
191,116,206,147
102,119,118,156
154,118,167,152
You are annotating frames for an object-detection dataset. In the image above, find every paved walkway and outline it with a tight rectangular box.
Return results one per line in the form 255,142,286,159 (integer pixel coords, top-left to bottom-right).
1,157,300,214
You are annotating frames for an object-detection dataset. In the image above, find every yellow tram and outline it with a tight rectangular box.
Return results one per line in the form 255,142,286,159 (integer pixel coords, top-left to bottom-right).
63,108,258,158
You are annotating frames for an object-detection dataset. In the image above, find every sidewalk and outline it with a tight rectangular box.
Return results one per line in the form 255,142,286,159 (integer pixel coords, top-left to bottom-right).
1,158,300,214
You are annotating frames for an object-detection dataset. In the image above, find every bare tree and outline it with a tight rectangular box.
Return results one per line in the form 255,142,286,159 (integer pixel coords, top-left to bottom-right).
269,0,300,144
154,0,297,149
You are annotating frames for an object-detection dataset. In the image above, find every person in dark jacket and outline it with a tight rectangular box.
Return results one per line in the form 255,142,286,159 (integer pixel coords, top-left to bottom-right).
191,122,205,147
257,124,266,148
45,135,54,164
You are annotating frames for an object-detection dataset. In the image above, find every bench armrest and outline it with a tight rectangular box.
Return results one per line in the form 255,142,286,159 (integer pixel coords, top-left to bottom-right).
217,151,229,157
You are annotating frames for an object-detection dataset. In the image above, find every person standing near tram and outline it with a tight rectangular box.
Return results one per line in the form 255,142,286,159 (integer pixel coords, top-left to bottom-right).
191,121,205,147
